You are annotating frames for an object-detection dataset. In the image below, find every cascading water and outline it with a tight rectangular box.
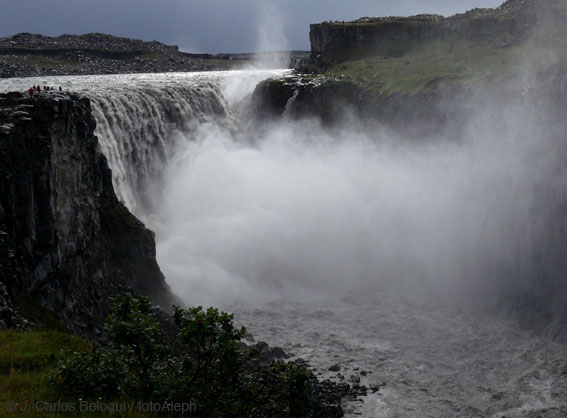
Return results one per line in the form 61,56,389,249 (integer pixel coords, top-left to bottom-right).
1,71,281,213
2,70,566,417
90,82,233,213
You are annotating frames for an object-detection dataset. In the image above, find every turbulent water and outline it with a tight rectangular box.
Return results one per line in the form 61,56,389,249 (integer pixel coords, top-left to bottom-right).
235,294,567,418
2,71,566,417
1,71,279,213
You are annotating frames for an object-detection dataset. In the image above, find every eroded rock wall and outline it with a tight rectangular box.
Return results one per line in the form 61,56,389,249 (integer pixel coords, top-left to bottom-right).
309,0,565,55
0,91,173,334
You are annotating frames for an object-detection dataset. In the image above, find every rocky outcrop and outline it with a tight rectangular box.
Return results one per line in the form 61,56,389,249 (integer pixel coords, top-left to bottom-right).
0,33,310,78
310,15,445,56
251,75,463,136
0,33,217,78
0,91,174,334
309,0,564,55
0,32,182,53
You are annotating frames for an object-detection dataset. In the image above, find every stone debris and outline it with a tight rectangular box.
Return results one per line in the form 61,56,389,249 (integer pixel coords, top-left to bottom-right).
328,364,341,372
0,32,215,78
0,123,14,134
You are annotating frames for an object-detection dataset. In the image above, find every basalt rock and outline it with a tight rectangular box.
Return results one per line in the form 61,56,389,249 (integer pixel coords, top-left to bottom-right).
0,32,215,78
251,75,462,136
0,91,174,334
309,0,565,56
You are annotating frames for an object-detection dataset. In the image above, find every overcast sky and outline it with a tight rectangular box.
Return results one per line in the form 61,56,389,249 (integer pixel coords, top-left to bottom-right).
1,0,504,53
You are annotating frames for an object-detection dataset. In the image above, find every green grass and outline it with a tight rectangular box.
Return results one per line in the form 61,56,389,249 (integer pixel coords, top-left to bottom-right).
318,27,567,96
0,330,87,374
0,330,83,417
197,58,248,70
3,55,76,68
0,330,164,417
137,52,158,60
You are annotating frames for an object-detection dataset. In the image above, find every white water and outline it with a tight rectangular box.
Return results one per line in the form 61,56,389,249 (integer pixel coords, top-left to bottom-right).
2,71,566,417
1,71,284,213
234,293,567,418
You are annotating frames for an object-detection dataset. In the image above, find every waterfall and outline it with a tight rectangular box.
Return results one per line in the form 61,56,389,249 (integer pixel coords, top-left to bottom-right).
0,70,286,215
1,70,565,342
89,82,234,214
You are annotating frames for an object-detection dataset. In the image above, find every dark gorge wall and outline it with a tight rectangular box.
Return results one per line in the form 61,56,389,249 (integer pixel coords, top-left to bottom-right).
0,91,173,333
308,0,566,56
251,76,459,136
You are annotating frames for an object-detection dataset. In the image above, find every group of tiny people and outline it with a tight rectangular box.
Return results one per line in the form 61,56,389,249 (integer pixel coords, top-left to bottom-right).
28,85,62,96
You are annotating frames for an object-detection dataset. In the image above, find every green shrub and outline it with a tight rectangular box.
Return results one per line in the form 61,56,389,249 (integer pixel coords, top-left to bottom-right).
242,361,314,418
162,306,251,413
56,347,125,397
55,295,315,417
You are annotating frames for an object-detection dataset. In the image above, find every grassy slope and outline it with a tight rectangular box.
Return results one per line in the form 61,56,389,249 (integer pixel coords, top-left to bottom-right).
0,331,163,417
0,331,85,417
317,26,567,96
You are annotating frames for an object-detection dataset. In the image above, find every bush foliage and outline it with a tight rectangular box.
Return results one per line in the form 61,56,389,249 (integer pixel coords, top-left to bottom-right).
55,295,315,417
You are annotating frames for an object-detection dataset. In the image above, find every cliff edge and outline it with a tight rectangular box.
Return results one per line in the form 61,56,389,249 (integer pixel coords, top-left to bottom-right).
254,0,567,130
309,0,565,55
0,33,229,78
0,91,174,334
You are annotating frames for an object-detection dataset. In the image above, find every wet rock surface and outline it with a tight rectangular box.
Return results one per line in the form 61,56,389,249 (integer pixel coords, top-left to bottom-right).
251,74,461,136
0,90,174,334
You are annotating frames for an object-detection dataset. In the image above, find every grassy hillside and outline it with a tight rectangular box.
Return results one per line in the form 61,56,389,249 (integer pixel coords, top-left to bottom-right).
314,20,567,96
0,330,85,417
0,329,177,417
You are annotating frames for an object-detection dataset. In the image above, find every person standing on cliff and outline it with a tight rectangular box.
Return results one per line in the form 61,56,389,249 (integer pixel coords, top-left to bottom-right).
36,85,41,93
28,87,33,97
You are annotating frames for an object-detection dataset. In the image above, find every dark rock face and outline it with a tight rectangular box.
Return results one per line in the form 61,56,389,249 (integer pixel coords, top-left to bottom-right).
309,0,564,55
251,78,298,118
251,76,461,137
0,91,173,333
310,16,444,55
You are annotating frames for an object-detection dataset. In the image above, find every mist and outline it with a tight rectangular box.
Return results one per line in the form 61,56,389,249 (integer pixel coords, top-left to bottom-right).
249,4,292,69
154,78,564,310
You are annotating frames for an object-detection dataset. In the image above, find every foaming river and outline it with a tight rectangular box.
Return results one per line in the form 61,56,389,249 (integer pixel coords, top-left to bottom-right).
2,70,566,417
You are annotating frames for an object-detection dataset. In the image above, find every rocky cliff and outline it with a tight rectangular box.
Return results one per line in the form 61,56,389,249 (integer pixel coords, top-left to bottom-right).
251,75,459,136
0,33,225,78
256,0,567,130
0,91,174,334
0,33,308,78
309,0,565,56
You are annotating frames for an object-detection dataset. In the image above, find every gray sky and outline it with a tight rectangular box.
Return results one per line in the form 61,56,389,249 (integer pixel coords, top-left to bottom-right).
1,0,504,53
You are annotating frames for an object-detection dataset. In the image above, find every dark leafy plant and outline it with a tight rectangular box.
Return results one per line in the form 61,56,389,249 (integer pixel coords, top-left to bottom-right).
56,346,125,397
241,361,315,418
164,306,252,413
103,294,169,399
55,294,315,417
